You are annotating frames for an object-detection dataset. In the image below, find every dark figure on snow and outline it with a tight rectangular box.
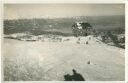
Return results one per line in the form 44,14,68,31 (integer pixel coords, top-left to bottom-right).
64,69,85,81
72,69,85,81
64,74,72,81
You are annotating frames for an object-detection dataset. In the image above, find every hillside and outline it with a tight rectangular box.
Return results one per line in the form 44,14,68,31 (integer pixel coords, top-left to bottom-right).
4,35,125,81
3,15,125,81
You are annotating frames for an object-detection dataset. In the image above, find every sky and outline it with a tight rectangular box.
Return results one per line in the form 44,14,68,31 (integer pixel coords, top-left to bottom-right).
4,4,125,19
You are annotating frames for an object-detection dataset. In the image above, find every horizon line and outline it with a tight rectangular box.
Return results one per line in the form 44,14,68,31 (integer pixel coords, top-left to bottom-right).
4,15,124,20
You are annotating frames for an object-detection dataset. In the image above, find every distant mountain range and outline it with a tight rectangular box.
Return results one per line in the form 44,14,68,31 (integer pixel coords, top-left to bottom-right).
4,15,125,35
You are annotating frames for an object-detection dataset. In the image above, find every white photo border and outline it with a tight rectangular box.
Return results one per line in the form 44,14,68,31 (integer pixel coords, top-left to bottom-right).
0,0,127,83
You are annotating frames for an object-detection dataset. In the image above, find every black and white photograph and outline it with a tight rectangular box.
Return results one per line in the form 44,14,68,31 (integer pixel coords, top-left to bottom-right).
3,4,125,81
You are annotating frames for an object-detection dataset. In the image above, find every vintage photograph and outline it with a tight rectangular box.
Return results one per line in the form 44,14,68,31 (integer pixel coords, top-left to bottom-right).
3,4,125,81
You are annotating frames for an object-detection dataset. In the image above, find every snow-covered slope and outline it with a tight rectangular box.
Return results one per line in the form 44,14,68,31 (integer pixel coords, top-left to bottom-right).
3,35,124,81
